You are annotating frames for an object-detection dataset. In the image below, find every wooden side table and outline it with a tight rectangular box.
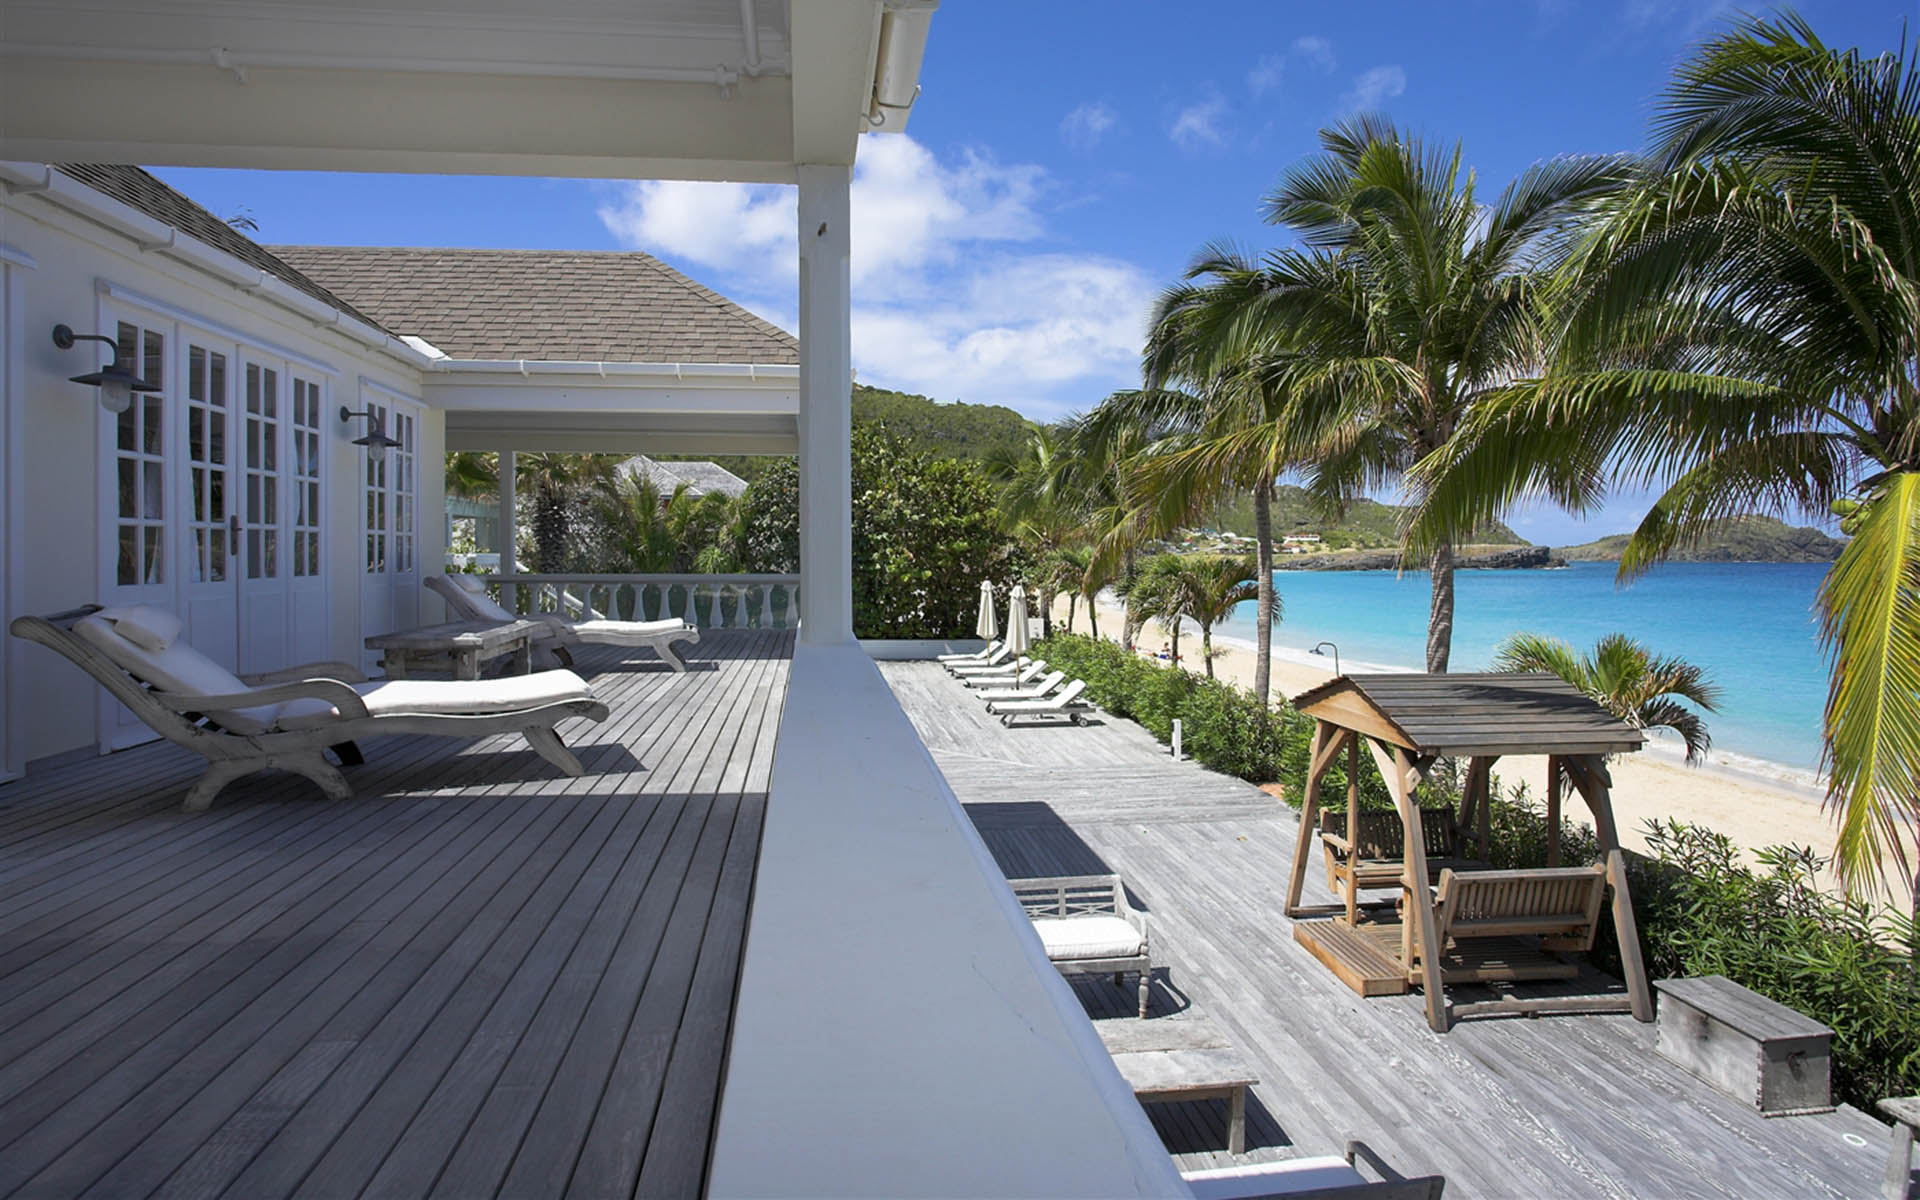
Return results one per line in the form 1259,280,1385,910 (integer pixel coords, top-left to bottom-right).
365,619,539,680
1094,1014,1259,1154
1882,1096,1919,1200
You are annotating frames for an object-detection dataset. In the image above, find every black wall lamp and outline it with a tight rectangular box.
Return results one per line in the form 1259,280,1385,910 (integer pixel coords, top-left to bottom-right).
339,406,403,462
52,324,161,414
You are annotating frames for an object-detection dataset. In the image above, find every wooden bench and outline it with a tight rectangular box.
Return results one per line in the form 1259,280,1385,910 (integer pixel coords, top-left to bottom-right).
1654,975,1834,1115
1094,1015,1258,1155
1879,1095,1918,1200
1320,807,1481,897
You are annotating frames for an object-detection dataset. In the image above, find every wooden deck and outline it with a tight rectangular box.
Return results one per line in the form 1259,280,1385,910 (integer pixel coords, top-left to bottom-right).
0,630,791,1199
881,660,1890,1200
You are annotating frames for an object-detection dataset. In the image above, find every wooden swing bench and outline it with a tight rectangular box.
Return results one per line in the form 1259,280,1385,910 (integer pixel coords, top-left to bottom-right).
1318,807,1483,899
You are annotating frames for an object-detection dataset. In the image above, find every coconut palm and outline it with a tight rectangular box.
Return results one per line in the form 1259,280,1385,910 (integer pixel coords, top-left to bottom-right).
1495,632,1721,763
1412,14,1920,898
1089,369,1287,703
445,451,498,501
515,453,619,573
1179,555,1275,679
1206,118,1631,673
1126,554,1188,665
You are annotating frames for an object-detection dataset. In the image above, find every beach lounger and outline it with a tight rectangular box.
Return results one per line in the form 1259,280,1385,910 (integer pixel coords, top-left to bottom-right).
13,603,610,811
987,679,1096,726
962,659,1048,688
947,645,1014,675
937,640,1001,664
428,573,699,672
975,670,1066,703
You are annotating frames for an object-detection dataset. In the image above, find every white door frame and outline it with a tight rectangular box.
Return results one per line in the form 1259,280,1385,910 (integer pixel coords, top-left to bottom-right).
0,244,35,782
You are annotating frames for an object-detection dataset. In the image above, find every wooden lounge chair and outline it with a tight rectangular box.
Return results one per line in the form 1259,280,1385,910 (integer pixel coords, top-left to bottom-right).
974,670,1066,703
946,645,1014,676
937,640,1000,664
1007,874,1151,1018
428,573,698,672
987,679,1095,726
1184,1141,1445,1198
13,604,610,811
961,658,1048,688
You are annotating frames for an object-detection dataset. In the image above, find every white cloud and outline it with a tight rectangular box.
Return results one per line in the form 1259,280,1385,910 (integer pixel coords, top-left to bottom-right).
1170,93,1229,149
596,135,1154,418
1292,35,1336,72
1060,101,1118,149
1341,64,1406,111
1247,53,1285,95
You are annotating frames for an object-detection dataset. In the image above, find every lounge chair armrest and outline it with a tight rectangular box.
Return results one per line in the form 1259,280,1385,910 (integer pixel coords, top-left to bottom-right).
241,660,369,685
152,679,371,721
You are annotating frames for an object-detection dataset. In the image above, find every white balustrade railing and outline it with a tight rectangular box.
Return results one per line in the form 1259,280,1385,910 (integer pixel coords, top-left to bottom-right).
485,573,800,631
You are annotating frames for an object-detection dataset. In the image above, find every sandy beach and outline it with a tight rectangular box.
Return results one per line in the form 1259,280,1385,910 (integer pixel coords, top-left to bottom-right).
1054,593,1880,897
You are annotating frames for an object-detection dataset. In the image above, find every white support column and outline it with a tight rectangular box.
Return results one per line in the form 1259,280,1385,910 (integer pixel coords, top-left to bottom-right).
796,162,854,644
498,449,518,611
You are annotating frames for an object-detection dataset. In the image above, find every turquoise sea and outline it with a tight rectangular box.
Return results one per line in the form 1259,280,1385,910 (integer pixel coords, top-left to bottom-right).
1215,561,1830,772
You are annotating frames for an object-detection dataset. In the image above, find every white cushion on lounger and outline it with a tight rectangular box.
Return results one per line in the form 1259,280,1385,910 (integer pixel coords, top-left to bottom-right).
100,603,184,651
1183,1158,1364,1198
1030,915,1144,961
570,617,693,640
76,609,280,733
275,668,595,729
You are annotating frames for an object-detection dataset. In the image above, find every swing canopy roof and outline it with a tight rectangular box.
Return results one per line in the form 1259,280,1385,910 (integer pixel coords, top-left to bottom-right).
1290,673,1645,759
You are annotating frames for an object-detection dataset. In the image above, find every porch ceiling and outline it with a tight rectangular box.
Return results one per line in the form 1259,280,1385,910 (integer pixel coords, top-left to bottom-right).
445,409,796,454
0,0,909,180
432,365,799,453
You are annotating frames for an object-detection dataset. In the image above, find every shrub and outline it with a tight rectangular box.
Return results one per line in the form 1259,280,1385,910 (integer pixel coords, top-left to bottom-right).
1617,821,1920,1112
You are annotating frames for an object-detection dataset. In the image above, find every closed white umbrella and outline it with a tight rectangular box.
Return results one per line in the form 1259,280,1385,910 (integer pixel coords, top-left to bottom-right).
975,579,998,642
1006,584,1031,674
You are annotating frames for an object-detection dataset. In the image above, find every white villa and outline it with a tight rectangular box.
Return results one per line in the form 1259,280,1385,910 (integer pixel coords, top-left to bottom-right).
0,5,1898,1199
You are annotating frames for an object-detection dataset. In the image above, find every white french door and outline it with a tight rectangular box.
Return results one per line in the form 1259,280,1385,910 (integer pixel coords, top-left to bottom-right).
98,315,175,748
97,304,332,749
359,389,421,668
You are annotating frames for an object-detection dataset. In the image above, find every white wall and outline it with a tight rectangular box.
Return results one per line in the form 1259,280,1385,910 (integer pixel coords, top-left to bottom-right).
0,188,428,764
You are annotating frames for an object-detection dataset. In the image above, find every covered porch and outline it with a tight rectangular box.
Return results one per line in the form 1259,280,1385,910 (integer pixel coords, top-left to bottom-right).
0,633,791,1197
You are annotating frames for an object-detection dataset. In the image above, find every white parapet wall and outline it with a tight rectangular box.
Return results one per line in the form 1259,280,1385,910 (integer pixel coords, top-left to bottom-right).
710,641,1189,1198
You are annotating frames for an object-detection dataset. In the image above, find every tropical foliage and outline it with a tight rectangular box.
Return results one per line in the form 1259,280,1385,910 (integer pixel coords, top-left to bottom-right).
1494,632,1721,763
1411,13,1920,897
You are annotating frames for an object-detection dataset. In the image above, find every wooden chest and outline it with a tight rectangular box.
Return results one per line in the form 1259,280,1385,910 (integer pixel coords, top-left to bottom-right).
1654,975,1834,1116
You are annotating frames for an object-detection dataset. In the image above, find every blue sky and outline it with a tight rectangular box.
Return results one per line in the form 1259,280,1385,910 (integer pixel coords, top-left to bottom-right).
154,0,1909,544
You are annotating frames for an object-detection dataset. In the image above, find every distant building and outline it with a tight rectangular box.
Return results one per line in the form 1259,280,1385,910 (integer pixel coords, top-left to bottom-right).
614,455,750,500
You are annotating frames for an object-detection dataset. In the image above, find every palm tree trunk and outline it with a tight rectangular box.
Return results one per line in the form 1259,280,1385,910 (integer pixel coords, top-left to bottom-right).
1425,540,1455,673
1065,593,1077,634
1040,591,1053,640
1202,626,1215,678
1121,548,1140,651
1252,481,1276,706
1087,593,1100,640
1169,616,1180,669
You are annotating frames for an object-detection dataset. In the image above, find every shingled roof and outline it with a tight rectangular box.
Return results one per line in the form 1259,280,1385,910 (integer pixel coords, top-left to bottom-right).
1289,672,1645,758
55,165,390,333
615,456,749,499
269,246,800,364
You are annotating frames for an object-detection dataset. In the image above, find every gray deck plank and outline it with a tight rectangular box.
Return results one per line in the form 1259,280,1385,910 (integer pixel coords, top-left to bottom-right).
879,660,1888,1200
0,632,789,1200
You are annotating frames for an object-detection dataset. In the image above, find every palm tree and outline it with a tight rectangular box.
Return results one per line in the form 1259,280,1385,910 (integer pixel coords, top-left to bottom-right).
445,451,498,501
1495,632,1721,763
1413,14,1919,899
1090,371,1287,703
516,453,618,572
1127,554,1188,665
592,472,680,573
1180,555,1276,679
1205,118,1630,673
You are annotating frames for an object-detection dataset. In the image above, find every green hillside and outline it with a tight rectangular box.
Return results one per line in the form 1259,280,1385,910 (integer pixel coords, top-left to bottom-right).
659,384,1032,484
1559,515,1845,562
1202,485,1526,550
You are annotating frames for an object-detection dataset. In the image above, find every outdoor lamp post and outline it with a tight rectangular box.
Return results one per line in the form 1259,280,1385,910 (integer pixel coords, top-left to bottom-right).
51,324,161,414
